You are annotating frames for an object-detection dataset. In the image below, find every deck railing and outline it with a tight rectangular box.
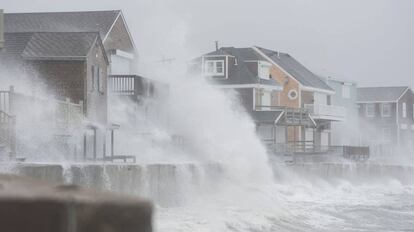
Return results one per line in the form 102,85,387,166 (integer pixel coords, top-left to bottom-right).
304,104,346,120
269,142,369,161
109,75,136,95
12,92,84,129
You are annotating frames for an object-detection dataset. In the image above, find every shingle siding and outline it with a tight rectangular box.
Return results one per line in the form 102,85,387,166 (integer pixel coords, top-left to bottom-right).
29,60,86,103
104,15,134,53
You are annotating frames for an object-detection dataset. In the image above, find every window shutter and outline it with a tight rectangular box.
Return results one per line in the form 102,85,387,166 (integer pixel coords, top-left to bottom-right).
98,66,104,93
91,65,95,92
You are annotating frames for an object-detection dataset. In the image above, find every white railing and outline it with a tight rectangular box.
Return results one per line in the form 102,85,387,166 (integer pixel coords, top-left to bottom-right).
304,104,346,120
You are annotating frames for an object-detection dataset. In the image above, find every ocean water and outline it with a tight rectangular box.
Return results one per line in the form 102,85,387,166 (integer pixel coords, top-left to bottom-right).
155,167,414,232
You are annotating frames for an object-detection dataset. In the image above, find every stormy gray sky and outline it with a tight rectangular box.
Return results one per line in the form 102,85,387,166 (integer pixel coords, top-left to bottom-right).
1,0,414,87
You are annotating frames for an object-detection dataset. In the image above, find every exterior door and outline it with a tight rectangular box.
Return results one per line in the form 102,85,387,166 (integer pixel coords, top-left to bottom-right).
321,130,329,147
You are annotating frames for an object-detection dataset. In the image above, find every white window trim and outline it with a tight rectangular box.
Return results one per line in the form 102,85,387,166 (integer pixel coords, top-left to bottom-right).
381,103,391,117
204,60,225,76
258,61,271,80
366,103,375,117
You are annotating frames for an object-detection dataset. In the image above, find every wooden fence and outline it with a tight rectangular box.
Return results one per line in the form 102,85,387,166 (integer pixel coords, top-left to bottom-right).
0,86,84,159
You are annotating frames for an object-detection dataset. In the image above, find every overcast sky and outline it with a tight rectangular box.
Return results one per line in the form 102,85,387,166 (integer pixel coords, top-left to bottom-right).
1,0,414,87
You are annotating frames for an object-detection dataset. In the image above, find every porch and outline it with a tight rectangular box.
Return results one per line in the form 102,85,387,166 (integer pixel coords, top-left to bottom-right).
268,143,370,163
0,86,133,163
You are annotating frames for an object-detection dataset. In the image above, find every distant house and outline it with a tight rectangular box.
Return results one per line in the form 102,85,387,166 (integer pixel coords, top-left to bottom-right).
325,77,359,146
0,9,3,49
253,47,345,150
357,86,414,149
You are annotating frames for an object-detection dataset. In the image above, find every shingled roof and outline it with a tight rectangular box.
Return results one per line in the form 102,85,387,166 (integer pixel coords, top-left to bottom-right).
357,86,409,103
4,10,120,40
1,32,106,62
255,46,334,92
203,47,281,88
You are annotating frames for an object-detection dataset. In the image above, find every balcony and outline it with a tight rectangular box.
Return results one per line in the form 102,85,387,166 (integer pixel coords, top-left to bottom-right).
304,104,346,121
254,106,315,127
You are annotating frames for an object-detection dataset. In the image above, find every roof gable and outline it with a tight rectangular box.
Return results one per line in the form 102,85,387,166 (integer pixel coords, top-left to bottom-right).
254,46,334,92
357,86,409,102
1,32,107,62
4,10,120,40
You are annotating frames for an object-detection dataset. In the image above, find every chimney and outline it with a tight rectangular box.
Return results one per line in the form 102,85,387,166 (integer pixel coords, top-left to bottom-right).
215,41,219,51
0,9,3,50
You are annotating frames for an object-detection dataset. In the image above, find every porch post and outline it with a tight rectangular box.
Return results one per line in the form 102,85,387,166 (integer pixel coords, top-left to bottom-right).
93,129,97,160
111,129,114,158
9,85,14,114
83,132,87,160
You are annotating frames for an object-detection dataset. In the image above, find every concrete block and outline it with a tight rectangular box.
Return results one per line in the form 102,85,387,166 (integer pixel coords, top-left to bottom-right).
0,174,152,232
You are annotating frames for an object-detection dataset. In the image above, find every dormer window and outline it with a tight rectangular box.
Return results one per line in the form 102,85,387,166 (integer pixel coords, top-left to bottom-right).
258,61,271,80
204,60,224,76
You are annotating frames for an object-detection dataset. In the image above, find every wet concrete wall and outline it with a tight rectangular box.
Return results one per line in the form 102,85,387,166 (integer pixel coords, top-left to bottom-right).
0,174,152,232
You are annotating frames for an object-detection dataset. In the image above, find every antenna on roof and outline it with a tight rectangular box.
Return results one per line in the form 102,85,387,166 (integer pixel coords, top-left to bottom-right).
215,41,219,51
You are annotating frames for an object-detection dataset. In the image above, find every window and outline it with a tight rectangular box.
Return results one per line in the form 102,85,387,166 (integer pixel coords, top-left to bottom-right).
288,89,298,100
91,65,96,92
381,103,391,117
258,61,271,80
254,88,272,110
91,65,104,94
402,102,407,118
366,104,375,117
96,66,100,92
342,85,350,99
204,60,224,76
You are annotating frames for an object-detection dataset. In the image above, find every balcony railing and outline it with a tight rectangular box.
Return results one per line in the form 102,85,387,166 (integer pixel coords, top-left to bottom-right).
304,104,346,121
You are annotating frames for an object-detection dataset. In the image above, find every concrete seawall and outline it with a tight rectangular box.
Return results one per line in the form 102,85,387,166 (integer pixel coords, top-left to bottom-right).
1,162,414,206
0,162,224,206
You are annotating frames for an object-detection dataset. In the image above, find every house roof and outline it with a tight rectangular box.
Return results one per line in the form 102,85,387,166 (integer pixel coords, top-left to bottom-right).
203,47,281,88
251,110,283,124
255,47,334,92
1,32,106,61
357,86,409,102
4,10,120,40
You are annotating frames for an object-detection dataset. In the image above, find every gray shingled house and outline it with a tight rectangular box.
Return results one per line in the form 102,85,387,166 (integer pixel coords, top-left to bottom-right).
4,10,137,75
0,10,3,49
357,86,414,152
0,10,138,160
0,31,109,159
